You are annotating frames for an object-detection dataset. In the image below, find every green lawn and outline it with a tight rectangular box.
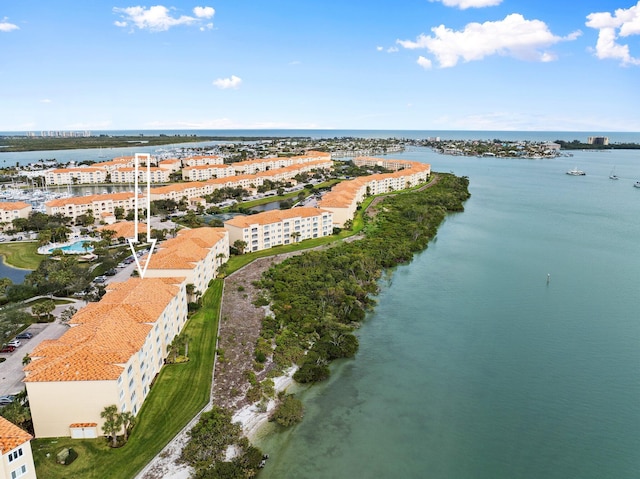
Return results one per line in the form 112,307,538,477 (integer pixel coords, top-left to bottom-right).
0,242,43,270
31,280,223,479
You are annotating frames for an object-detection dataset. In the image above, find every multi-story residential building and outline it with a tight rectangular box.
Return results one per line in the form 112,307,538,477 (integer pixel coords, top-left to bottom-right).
96,156,136,172
148,182,211,203
230,151,332,175
0,202,32,229
319,158,430,226
45,167,107,186
144,227,229,294
0,417,36,479
224,207,333,252
317,179,368,227
24,276,189,438
45,192,140,222
158,158,182,173
182,155,224,167
110,167,172,184
182,164,237,182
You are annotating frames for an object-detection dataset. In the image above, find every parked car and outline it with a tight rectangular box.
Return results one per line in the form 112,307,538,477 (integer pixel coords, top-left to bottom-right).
0,345,16,353
93,276,107,284
0,395,15,406
104,269,117,276
15,332,33,340
7,339,20,348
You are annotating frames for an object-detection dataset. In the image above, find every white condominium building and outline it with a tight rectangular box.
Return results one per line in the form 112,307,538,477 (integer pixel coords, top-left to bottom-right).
224,207,333,253
24,277,189,438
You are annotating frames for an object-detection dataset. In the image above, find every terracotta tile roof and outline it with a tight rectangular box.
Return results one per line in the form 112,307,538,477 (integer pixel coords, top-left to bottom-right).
147,227,227,270
97,221,147,239
49,167,104,174
46,191,139,208
224,207,329,228
0,201,31,210
183,164,232,171
0,417,32,453
24,277,184,382
111,167,164,172
150,182,202,194
69,423,97,428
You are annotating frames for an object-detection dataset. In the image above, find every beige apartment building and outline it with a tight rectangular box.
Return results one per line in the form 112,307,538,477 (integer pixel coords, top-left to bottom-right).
0,202,32,229
182,164,237,181
319,159,430,226
45,192,140,222
24,277,189,438
0,417,36,479
157,158,182,173
45,167,107,186
224,207,333,252
110,167,172,184
182,155,224,167
145,227,229,294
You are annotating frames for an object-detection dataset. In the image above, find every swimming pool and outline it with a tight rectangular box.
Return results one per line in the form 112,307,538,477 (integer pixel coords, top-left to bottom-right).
46,240,94,254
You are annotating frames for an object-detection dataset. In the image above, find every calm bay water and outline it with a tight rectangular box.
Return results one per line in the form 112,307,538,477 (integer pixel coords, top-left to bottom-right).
256,148,640,479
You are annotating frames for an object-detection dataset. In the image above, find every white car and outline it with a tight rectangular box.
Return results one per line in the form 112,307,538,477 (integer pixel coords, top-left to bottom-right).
7,339,20,348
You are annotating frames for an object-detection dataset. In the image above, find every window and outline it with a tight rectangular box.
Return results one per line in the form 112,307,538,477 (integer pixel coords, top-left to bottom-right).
8,448,23,462
10,464,27,479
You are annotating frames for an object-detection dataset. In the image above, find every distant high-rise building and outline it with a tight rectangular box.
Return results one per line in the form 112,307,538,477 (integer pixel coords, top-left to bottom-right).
587,136,609,145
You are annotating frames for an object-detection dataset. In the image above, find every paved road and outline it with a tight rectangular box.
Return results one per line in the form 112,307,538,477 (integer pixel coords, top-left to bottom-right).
0,321,69,396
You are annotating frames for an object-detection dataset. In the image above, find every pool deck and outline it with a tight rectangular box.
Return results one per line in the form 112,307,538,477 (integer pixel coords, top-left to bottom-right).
38,236,95,255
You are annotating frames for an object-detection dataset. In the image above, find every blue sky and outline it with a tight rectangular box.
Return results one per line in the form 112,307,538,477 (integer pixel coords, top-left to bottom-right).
1,0,639,132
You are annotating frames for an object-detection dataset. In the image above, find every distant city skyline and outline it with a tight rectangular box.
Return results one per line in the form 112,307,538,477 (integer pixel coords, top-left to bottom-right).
1,1,639,132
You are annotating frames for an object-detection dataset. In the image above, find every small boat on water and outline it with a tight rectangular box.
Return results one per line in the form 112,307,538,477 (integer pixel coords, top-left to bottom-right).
609,167,619,180
634,181,640,188
566,167,586,176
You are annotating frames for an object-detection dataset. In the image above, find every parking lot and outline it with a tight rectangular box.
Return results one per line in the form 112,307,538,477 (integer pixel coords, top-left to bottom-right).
0,321,69,396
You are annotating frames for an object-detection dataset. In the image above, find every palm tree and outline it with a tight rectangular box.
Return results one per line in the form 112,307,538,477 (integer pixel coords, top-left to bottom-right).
120,411,135,443
233,239,247,254
100,405,123,448
185,283,195,296
291,231,301,243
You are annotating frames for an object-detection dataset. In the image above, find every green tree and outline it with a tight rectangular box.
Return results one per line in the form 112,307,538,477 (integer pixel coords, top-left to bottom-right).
0,278,13,296
59,306,77,324
100,404,123,448
120,411,135,443
31,299,55,321
232,240,247,254
270,394,304,427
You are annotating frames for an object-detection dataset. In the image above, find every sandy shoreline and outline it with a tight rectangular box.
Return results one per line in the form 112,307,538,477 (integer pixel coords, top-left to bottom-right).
231,367,297,442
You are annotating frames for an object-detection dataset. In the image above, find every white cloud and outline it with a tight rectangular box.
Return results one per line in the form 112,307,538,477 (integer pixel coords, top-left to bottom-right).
398,14,580,68
586,1,640,65
376,46,384,51
0,17,19,32
377,46,399,53
213,75,242,89
40,99,52,104
193,6,215,18
113,5,214,32
429,0,502,9
417,56,432,69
